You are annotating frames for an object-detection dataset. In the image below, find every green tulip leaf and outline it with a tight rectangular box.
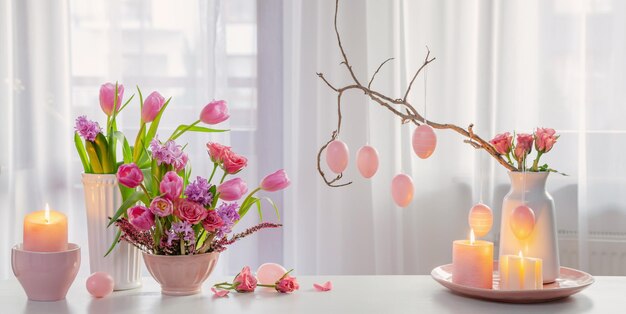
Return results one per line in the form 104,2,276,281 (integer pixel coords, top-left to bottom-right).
74,132,92,173
107,191,150,227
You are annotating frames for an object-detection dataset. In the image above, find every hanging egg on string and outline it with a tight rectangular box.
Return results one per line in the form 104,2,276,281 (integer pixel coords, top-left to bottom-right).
326,140,350,174
356,145,379,178
468,203,493,238
412,124,437,159
391,173,414,207
510,205,536,240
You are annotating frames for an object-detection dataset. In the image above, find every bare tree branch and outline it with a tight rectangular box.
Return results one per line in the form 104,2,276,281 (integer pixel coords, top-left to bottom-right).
368,58,394,89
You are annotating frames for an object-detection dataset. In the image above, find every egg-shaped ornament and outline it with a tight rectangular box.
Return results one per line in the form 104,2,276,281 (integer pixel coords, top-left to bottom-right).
510,205,536,240
86,272,114,298
468,203,493,238
326,140,350,174
412,124,437,159
391,174,414,207
356,145,379,178
256,263,287,286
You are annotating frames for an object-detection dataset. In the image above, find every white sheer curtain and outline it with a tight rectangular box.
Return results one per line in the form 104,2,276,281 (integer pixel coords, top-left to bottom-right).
283,0,626,275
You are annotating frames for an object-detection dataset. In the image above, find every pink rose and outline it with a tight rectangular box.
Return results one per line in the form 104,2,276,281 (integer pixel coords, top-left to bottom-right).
117,163,144,188
275,275,300,294
260,169,290,192
206,142,231,164
202,210,224,232
127,205,154,231
217,178,248,201
149,197,174,217
160,171,183,200
174,199,208,224
534,128,558,153
490,132,513,155
99,82,124,116
222,150,248,174
200,100,230,125
234,266,257,292
514,133,534,162
141,91,165,123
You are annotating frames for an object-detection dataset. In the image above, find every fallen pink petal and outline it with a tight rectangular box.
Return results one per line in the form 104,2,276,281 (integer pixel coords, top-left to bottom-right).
313,281,333,292
211,287,230,297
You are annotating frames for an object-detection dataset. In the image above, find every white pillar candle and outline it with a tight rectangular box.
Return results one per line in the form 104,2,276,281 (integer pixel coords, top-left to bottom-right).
452,229,494,289
499,251,543,290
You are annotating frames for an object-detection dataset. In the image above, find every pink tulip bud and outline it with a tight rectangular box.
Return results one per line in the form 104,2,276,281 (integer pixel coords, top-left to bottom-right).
99,82,124,116
200,100,229,124
217,178,248,201
117,163,144,188
160,171,183,200
260,169,290,192
141,91,165,123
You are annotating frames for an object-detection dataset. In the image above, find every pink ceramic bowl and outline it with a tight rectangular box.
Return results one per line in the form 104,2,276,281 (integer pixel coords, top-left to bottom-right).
12,243,81,301
143,251,220,296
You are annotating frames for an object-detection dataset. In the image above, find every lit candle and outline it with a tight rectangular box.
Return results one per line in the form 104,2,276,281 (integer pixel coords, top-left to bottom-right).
499,251,543,290
452,229,494,289
23,204,68,252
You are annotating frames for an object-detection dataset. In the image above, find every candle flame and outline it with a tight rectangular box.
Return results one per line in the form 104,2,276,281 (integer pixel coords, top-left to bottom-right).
44,203,50,224
470,229,475,244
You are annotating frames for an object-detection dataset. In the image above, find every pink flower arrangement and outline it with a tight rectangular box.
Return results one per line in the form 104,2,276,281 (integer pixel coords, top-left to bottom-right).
489,128,560,172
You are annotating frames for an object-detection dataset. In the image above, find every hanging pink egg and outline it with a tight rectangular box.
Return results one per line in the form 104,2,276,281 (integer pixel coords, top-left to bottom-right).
256,263,287,286
356,145,379,178
468,203,493,237
391,174,414,207
510,205,536,240
86,272,114,298
326,140,349,174
412,124,437,159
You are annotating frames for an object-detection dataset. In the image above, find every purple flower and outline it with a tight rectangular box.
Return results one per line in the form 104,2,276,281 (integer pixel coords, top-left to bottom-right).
74,116,101,142
167,221,196,246
216,202,240,237
185,176,213,206
150,137,188,171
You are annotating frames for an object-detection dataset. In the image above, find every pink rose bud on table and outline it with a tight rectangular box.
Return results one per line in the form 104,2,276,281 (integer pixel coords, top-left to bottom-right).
99,82,124,116
117,163,144,188
127,205,155,231
222,151,248,174
150,197,174,217
234,266,257,292
217,178,248,201
275,275,300,293
490,132,513,155
534,127,558,153
260,169,290,192
200,100,230,124
514,133,534,161
160,171,183,200
206,142,231,164
142,91,165,123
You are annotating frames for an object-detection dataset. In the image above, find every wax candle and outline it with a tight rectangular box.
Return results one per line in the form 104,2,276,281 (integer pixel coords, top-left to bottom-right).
23,204,68,252
499,251,543,290
452,229,494,289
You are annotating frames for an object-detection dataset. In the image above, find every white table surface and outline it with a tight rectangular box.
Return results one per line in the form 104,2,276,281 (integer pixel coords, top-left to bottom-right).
1,275,625,313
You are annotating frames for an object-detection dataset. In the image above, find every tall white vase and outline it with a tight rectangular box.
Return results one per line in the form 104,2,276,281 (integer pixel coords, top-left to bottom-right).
82,173,142,290
498,172,560,283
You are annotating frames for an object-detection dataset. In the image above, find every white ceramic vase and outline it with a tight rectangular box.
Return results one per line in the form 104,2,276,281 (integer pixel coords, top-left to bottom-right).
82,173,142,290
498,171,560,283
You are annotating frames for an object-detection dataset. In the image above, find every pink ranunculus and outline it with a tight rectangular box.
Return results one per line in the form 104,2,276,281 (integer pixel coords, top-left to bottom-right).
234,266,257,293
117,163,144,188
260,169,290,192
222,150,248,174
173,199,208,225
200,100,230,125
160,171,183,200
490,132,513,155
275,275,300,294
202,210,224,232
99,82,124,116
141,91,165,123
149,197,174,217
127,205,155,231
206,142,231,164
217,178,248,201
514,133,534,162
534,127,558,153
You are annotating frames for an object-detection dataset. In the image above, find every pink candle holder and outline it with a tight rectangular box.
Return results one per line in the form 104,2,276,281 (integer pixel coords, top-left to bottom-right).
11,243,81,301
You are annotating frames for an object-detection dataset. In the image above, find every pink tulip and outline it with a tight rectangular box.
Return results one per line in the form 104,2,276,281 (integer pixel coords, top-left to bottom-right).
99,82,124,116
234,266,257,292
275,275,300,293
222,150,248,174
117,163,144,188
200,100,230,124
490,132,513,155
127,205,154,231
534,128,558,153
149,197,174,217
260,169,290,192
217,178,248,201
141,91,165,123
514,133,534,162
160,171,183,200
206,142,231,164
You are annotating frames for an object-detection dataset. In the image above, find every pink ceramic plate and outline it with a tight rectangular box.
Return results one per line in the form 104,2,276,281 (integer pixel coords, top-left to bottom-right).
431,262,594,303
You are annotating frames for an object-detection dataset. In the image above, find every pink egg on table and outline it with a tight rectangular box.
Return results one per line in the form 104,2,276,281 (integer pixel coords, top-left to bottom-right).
356,145,379,178
412,124,437,159
468,203,493,238
86,272,114,298
256,263,287,285
326,140,350,174
510,205,536,240
391,173,414,208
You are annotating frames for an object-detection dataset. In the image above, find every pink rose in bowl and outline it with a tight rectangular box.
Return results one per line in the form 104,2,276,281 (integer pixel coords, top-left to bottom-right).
99,82,124,116
222,150,248,174
200,100,230,125
127,205,154,231
206,142,231,164
234,266,257,293
141,91,165,123
117,163,144,188
260,169,290,192
514,133,534,162
534,127,558,153
174,199,208,225
275,275,300,294
149,197,174,217
217,178,248,201
489,132,513,155
160,171,183,200
201,210,224,232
